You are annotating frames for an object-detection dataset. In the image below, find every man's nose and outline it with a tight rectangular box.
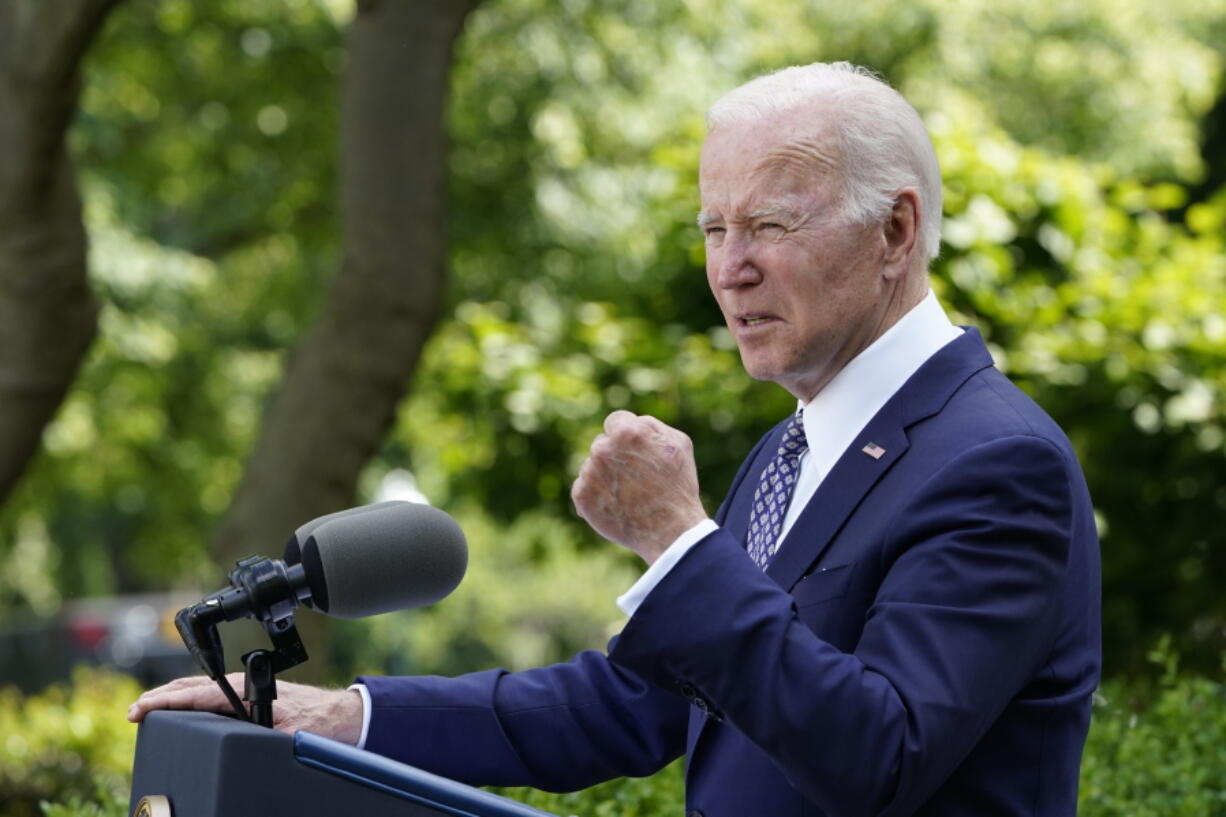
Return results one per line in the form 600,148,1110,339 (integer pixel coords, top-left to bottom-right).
712,235,762,289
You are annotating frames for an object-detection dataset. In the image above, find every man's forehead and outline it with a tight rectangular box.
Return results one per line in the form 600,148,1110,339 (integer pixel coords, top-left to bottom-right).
698,118,840,219
702,110,838,163
701,117,839,187
758,136,839,177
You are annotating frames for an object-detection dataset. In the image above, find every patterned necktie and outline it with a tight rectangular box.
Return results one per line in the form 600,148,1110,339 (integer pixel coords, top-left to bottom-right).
746,411,808,569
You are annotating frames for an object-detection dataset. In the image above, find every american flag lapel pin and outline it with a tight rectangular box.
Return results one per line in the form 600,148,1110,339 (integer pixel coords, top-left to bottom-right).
861,441,886,460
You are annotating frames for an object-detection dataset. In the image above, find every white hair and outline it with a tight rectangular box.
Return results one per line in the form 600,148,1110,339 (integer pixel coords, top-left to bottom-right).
707,62,942,262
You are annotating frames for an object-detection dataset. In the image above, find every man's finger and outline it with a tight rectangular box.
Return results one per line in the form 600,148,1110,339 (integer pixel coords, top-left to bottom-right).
127,673,244,722
602,410,639,434
128,688,225,722
589,432,610,454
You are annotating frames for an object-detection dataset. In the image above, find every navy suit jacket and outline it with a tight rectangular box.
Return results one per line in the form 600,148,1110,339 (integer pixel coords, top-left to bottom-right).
359,329,1102,817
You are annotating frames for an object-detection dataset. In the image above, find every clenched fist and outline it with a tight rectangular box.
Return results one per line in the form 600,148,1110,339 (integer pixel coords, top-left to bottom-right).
571,411,708,564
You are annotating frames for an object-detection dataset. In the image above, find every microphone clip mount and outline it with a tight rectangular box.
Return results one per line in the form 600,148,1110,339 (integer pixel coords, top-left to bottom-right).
175,554,311,727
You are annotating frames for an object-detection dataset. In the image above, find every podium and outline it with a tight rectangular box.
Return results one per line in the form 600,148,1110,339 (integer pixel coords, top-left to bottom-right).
129,710,564,817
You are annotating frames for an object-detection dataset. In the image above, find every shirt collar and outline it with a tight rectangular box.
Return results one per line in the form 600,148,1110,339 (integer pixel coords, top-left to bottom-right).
798,290,963,478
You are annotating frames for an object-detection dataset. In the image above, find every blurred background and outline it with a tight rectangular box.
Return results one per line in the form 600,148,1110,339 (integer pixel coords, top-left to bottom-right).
0,0,1223,814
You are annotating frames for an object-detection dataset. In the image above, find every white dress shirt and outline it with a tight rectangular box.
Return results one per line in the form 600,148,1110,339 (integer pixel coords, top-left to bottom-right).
616,291,962,616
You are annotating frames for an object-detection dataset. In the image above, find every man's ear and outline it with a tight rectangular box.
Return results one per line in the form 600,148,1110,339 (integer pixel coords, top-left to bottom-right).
882,189,920,279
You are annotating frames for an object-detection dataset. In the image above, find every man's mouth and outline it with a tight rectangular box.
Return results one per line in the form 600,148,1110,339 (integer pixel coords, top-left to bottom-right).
738,314,777,326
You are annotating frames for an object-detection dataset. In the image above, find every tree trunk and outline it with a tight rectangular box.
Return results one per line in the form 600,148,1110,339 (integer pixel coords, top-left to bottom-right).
0,0,123,505
209,0,480,679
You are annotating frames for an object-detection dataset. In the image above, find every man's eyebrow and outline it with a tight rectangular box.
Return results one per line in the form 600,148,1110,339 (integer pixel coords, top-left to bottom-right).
701,202,804,229
696,206,794,228
745,206,792,222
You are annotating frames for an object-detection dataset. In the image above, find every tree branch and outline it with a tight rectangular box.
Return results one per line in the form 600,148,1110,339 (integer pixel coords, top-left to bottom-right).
1,0,125,195
0,0,124,505
10,0,125,92
210,0,482,665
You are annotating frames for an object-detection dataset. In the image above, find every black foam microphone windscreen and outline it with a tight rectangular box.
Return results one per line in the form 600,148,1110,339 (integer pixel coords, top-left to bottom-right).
285,501,403,563
298,501,467,619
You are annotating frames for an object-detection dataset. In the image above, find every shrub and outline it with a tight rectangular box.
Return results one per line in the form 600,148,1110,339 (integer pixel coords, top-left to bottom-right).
1079,642,1226,816
488,760,685,816
0,668,138,817
35,789,126,817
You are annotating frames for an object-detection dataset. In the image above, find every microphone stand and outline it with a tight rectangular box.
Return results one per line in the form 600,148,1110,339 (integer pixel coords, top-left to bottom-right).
242,614,309,727
176,555,310,728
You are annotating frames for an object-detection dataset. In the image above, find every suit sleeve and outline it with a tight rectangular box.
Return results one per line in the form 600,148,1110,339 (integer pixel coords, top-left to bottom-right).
608,434,1076,817
344,431,784,791
358,646,688,791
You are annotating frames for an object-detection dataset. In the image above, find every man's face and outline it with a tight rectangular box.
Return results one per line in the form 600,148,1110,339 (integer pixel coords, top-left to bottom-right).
698,116,896,402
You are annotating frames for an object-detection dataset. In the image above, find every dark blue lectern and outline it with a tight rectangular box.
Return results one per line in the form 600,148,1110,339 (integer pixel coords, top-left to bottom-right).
129,710,566,817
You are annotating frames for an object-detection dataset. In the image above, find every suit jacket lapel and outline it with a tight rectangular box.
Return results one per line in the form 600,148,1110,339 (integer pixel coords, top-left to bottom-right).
765,414,909,590
763,329,996,592
685,328,995,764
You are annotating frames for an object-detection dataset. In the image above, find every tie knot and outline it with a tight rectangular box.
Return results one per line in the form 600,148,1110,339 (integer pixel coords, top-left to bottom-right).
781,411,807,456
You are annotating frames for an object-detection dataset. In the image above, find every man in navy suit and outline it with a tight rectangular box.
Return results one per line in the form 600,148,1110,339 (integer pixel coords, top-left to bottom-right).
131,62,1101,817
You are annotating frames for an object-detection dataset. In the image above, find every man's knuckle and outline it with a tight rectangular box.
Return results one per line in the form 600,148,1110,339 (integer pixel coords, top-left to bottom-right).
620,423,647,442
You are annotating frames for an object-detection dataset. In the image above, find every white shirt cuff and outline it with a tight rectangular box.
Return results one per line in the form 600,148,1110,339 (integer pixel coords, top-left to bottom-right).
347,682,373,749
616,519,719,617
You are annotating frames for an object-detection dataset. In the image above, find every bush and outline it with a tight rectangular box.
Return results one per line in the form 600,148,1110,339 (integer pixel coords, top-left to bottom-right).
488,760,685,816
0,667,138,817
36,790,126,817
1080,642,1226,816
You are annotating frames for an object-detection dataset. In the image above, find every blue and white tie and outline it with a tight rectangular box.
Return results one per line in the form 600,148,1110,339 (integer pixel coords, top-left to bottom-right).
745,411,808,569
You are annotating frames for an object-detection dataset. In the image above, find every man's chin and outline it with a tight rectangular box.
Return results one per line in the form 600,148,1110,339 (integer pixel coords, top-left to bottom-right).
740,358,790,390
737,356,775,383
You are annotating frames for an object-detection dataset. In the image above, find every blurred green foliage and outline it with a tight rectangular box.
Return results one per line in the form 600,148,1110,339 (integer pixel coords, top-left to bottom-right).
0,668,138,817
1079,640,1226,816
37,792,127,817
487,760,685,816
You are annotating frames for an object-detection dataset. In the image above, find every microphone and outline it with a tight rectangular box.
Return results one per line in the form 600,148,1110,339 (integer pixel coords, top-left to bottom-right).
284,500,405,554
176,501,467,679
284,500,468,618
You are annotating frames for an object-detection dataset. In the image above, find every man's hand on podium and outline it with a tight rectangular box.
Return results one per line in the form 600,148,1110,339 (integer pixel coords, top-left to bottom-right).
127,674,364,745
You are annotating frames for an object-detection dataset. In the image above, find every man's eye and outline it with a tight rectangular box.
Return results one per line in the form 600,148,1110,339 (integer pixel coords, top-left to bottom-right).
704,226,726,239
759,222,785,232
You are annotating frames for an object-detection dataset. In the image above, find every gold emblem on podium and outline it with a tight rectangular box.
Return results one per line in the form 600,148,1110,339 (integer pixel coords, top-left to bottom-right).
134,795,172,817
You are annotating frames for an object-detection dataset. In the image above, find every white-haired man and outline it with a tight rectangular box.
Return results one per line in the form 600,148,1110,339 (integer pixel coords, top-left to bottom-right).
132,63,1100,817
